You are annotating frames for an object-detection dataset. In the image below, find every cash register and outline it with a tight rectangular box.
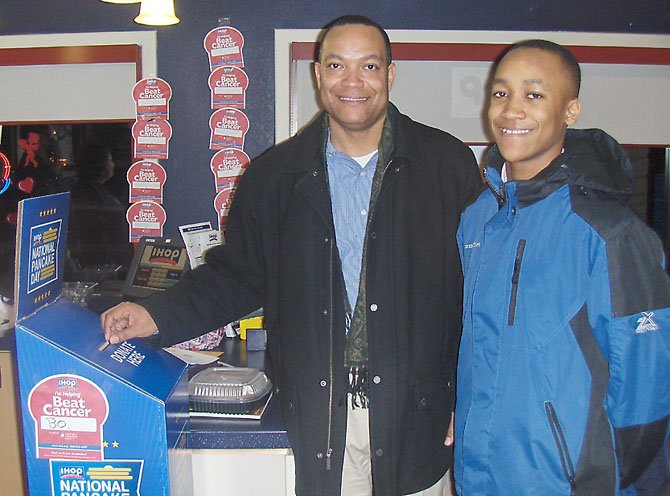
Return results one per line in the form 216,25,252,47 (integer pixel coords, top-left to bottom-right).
87,236,190,313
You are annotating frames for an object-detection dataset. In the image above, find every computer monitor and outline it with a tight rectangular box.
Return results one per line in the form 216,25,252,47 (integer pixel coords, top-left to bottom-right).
122,236,189,300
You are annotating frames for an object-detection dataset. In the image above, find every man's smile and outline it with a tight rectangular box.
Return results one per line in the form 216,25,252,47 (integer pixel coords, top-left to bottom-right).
339,96,369,102
499,127,531,135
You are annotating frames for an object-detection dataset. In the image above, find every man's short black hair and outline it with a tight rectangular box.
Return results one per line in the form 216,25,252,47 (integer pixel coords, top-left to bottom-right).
317,14,392,65
504,39,581,98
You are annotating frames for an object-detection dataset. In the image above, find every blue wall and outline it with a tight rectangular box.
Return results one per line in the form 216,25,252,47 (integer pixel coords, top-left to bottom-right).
3,0,669,234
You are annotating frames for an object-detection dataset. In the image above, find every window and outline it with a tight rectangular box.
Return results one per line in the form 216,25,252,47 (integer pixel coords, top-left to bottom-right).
0,123,134,299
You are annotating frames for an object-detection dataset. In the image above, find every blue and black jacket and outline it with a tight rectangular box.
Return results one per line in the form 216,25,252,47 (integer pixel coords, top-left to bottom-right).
455,128,670,495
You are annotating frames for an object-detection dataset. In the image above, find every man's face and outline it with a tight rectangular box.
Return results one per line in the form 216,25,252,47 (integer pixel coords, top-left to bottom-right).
488,48,580,180
314,24,395,135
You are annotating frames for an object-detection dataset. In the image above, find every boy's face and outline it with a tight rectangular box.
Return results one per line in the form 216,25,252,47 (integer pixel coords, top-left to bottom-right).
488,48,580,180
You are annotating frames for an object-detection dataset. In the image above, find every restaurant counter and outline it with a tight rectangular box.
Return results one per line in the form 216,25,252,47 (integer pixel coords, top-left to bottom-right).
2,329,295,495
188,336,295,495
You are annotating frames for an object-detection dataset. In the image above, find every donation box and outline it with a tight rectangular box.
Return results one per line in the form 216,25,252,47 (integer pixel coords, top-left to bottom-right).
13,193,192,496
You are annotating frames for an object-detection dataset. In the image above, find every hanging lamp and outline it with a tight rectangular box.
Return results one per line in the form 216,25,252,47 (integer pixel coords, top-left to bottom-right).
134,0,180,26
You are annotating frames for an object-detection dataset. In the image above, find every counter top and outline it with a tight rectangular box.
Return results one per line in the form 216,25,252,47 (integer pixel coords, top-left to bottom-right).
3,327,289,450
187,337,291,450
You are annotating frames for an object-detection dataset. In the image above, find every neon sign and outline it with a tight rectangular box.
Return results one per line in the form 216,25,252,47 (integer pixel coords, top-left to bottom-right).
0,152,10,195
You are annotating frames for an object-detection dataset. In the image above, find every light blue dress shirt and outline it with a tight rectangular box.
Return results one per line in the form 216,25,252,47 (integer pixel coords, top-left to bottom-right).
326,138,378,313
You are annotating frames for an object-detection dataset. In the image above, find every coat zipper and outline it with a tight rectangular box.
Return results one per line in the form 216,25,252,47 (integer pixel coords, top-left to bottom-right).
507,239,526,325
326,239,335,471
482,167,506,207
382,158,394,176
545,401,577,491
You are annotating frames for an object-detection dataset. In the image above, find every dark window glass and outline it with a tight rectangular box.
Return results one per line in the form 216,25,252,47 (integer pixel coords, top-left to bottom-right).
0,123,133,299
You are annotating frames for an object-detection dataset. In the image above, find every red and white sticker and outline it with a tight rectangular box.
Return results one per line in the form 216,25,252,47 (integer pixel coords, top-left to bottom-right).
126,201,167,242
210,148,249,192
214,185,239,231
209,66,248,109
132,77,172,120
132,119,172,160
28,375,109,461
127,160,167,203
203,26,245,70
209,108,249,150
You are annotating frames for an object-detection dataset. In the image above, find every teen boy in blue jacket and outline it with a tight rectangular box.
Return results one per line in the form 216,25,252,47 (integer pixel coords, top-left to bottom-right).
455,40,670,495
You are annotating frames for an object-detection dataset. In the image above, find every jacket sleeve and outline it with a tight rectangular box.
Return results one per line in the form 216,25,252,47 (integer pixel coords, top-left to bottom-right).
140,162,266,347
588,215,670,489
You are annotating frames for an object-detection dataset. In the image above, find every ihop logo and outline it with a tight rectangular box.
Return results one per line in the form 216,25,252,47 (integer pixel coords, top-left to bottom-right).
57,378,78,388
59,466,84,480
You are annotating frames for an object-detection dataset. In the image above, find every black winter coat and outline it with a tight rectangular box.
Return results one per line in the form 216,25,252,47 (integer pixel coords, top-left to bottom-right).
142,105,482,495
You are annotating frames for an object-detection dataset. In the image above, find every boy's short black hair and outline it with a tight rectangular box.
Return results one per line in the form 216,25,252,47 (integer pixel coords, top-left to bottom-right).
317,15,392,65
504,39,581,98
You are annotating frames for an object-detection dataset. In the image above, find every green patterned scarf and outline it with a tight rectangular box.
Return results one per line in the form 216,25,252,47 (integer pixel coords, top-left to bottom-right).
341,107,396,405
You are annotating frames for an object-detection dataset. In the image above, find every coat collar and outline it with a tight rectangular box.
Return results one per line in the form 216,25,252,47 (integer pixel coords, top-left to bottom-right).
485,128,633,207
278,103,423,174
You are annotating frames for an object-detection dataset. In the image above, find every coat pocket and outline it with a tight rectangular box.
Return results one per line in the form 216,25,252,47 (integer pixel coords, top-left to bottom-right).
283,386,300,456
545,401,577,492
410,375,452,468
508,238,526,325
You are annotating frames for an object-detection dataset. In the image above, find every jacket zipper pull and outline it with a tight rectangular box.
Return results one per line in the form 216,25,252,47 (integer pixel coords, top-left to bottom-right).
325,448,333,470
507,239,526,326
482,167,506,207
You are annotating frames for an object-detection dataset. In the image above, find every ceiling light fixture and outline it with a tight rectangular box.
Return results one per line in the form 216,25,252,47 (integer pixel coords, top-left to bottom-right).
134,0,180,26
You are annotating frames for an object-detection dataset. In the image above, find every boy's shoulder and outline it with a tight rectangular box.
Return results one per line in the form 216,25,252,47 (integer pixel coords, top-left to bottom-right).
569,184,669,316
568,185,644,243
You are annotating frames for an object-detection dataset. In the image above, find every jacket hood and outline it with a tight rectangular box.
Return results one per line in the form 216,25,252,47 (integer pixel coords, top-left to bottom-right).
487,128,634,204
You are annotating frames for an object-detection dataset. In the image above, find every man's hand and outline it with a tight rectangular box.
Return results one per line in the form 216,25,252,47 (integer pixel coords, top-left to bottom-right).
444,412,455,446
100,302,158,344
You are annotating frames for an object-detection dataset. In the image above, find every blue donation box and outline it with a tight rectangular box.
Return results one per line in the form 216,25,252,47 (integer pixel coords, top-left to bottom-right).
13,193,192,496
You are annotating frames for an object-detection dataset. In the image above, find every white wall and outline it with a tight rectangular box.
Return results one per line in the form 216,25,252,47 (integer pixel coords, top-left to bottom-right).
0,32,157,122
276,30,670,146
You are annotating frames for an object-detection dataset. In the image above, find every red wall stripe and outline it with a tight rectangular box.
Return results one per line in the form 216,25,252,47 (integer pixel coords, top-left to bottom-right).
0,45,143,81
292,41,670,65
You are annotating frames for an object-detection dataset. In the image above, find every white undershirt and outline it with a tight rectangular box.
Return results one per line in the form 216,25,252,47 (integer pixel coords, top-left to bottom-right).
352,150,377,168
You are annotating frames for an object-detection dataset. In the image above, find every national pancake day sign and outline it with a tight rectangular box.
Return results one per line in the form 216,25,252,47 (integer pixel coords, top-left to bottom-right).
15,193,69,319
27,220,61,293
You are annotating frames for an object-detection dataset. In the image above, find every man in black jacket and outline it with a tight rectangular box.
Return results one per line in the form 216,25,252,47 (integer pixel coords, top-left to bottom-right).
102,15,481,495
